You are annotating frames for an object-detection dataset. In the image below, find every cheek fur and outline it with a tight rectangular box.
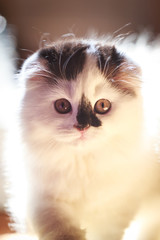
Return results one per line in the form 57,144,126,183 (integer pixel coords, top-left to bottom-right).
101,96,143,145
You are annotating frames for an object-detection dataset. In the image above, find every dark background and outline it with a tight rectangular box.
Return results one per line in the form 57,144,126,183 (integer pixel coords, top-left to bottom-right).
0,0,160,64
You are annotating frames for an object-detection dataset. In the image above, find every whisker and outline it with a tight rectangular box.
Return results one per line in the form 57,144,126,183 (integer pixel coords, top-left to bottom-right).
58,46,65,79
40,68,53,75
97,53,102,73
39,67,58,78
111,78,141,87
103,56,111,75
106,62,126,79
113,23,131,35
62,47,82,77
33,73,53,79
19,48,34,54
114,32,132,44
36,68,60,82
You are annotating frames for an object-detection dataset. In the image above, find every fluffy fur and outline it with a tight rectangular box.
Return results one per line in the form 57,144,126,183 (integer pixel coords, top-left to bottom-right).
3,34,160,240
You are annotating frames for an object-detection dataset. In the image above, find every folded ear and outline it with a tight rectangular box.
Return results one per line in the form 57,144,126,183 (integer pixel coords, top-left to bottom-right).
97,46,141,95
19,50,56,86
19,52,41,81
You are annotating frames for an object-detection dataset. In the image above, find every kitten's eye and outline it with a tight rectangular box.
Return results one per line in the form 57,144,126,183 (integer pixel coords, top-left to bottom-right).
54,98,72,114
94,99,111,114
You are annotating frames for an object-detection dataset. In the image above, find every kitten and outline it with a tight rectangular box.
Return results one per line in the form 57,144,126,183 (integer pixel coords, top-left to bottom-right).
4,35,160,240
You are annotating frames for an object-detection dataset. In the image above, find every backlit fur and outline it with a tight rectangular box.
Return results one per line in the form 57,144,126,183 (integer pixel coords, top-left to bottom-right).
3,35,160,240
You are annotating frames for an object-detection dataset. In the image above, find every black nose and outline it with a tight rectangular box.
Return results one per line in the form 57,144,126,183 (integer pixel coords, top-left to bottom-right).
74,123,90,131
76,94,102,129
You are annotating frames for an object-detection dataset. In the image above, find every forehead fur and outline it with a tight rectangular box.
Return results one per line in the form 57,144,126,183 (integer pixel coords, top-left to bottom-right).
22,38,141,96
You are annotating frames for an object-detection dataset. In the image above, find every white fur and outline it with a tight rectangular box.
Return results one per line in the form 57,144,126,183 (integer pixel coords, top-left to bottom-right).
0,28,16,210
3,35,160,240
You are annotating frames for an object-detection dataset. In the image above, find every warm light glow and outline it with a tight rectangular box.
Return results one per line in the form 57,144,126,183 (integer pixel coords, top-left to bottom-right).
122,220,142,240
0,234,38,240
119,34,160,141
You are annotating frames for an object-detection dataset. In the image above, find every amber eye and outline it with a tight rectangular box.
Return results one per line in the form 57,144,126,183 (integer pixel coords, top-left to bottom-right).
94,99,111,114
54,98,72,114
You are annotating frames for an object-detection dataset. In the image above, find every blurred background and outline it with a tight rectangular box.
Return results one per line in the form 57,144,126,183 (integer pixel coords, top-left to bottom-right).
0,0,160,62
0,0,160,235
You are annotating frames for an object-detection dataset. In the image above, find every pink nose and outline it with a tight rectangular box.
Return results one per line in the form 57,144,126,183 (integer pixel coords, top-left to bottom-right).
74,124,90,131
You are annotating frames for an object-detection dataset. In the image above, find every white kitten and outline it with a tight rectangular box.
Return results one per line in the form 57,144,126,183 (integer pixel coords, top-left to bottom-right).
3,35,160,240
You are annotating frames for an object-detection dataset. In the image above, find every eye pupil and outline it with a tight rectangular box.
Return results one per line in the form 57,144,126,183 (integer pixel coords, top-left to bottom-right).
54,98,72,114
61,102,65,108
101,102,105,108
94,99,111,114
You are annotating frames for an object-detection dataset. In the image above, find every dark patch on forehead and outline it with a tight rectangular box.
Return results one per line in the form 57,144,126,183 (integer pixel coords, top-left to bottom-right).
97,46,124,78
77,94,102,128
39,43,89,81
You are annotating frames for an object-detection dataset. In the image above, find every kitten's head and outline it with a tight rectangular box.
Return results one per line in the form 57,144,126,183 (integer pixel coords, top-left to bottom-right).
20,38,142,151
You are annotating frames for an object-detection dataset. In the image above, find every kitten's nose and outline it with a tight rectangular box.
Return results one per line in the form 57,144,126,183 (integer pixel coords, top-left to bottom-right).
74,123,90,131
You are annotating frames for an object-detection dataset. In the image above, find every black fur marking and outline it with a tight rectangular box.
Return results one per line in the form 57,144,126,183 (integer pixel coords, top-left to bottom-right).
77,95,102,129
97,46,124,78
39,43,88,81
